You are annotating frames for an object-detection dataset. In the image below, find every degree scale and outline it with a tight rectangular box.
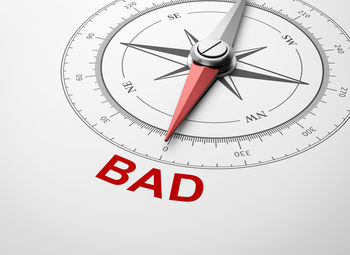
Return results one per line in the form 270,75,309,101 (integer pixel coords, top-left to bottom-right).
62,0,350,169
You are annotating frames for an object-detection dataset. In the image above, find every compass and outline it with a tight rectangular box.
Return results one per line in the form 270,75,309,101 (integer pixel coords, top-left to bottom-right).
61,0,350,169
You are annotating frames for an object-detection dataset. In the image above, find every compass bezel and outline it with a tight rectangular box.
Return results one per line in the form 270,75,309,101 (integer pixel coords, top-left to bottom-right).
61,0,350,169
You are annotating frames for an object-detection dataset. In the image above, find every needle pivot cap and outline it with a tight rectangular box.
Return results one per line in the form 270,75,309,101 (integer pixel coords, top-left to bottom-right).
197,39,229,58
189,39,236,77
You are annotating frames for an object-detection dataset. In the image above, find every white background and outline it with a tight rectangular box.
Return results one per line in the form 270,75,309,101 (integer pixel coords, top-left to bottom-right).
0,0,349,254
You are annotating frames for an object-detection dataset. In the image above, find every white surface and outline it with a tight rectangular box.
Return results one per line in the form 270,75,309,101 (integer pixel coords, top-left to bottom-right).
0,0,349,254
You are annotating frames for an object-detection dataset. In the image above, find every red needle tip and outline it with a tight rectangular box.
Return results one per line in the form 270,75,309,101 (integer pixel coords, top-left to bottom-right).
165,63,219,141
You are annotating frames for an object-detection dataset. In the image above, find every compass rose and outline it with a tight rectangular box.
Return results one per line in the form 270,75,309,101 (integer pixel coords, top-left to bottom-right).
120,28,308,101
119,0,308,140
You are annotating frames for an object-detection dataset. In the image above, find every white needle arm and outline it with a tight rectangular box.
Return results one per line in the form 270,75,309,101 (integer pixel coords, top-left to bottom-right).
209,0,247,47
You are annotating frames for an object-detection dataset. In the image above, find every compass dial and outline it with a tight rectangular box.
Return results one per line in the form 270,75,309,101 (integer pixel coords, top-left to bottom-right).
62,0,350,169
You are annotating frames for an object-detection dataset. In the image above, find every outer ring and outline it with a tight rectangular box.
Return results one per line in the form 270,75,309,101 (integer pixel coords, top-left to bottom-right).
61,0,350,170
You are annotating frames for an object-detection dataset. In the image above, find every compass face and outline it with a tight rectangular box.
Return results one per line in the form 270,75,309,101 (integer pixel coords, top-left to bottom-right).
62,0,350,169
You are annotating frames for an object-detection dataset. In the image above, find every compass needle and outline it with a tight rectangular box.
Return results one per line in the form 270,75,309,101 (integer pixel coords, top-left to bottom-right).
209,0,247,46
166,0,247,140
165,64,219,141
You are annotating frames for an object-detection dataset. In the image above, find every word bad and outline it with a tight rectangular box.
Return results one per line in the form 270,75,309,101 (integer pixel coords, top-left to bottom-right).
96,155,204,202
